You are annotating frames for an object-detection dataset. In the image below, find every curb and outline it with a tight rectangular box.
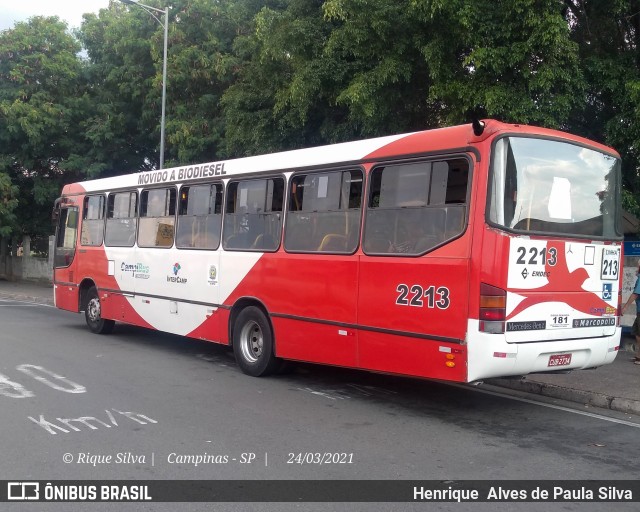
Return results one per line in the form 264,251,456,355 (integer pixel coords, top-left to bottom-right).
487,377,640,416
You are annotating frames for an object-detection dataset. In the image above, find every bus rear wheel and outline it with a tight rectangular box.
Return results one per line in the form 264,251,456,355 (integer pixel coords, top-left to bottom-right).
233,306,279,377
85,287,115,335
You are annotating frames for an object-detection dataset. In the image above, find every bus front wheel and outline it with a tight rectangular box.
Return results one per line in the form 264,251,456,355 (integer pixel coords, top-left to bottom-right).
233,306,278,377
84,287,115,335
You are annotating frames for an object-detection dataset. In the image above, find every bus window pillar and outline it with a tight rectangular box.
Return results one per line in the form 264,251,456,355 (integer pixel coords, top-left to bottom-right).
48,235,55,270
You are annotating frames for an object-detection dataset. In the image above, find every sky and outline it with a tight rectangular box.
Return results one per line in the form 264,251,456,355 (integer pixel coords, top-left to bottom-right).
0,0,112,31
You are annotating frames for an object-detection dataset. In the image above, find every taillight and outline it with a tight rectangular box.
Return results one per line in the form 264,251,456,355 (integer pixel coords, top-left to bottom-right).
480,283,506,334
617,289,622,326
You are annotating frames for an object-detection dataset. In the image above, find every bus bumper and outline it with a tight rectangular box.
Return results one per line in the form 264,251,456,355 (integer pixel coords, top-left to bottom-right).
466,320,620,382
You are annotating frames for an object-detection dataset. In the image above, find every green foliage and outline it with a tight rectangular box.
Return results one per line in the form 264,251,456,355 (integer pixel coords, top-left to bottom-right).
222,0,437,156
414,0,585,126
222,0,343,156
562,0,640,210
322,0,435,135
79,3,159,175
622,189,640,220
221,0,587,153
0,16,87,236
163,0,262,164
0,171,18,237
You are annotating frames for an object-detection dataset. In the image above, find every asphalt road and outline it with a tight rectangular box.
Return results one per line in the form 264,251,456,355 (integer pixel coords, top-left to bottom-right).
1,297,639,512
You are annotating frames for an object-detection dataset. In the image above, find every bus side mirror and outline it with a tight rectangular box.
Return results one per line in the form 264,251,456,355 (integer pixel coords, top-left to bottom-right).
52,198,61,226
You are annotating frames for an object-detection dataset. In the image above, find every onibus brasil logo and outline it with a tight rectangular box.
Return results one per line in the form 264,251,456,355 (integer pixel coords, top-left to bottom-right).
167,262,187,284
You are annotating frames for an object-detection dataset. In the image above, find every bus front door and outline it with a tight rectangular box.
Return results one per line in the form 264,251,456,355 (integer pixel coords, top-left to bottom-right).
53,205,80,312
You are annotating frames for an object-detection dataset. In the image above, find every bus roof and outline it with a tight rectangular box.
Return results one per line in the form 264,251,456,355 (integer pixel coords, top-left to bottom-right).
61,120,619,195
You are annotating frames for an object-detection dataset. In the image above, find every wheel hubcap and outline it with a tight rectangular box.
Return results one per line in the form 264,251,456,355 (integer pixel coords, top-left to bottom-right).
240,320,263,363
88,297,101,323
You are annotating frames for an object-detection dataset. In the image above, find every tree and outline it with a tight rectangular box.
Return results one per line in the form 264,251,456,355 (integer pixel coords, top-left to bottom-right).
79,0,273,168
222,0,341,156
222,0,586,156
0,16,88,238
222,0,443,156
0,172,17,238
79,3,160,175
322,0,436,135
412,0,585,127
162,0,272,164
563,0,640,217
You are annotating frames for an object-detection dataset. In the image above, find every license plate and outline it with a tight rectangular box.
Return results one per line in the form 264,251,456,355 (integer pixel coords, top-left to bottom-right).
548,353,572,367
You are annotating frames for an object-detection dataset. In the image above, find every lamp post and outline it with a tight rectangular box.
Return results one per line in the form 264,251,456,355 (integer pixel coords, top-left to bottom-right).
120,0,169,170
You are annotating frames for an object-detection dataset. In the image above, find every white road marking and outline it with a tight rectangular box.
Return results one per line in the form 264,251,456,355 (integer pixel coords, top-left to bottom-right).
347,383,399,397
0,372,35,398
296,387,350,401
449,382,640,429
29,409,158,435
16,364,86,394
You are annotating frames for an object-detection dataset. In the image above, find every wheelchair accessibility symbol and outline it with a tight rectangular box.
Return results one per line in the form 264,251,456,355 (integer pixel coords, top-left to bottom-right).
602,283,612,301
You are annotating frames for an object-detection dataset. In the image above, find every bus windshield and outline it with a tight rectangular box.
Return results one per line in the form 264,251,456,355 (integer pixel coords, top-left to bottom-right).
488,137,621,239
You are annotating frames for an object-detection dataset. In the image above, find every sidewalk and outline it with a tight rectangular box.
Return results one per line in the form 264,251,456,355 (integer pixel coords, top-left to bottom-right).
1,279,638,416
0,279,55,305
487,347,640,416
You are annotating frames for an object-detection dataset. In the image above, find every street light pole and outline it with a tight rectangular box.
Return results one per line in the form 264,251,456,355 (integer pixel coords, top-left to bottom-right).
120,0,169,170
159,7,168,170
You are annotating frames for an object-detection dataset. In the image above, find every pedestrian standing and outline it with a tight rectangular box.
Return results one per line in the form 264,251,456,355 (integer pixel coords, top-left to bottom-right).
623,262,640,364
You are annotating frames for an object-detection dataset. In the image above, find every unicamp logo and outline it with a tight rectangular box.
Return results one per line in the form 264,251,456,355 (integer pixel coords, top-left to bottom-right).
167,262,187,284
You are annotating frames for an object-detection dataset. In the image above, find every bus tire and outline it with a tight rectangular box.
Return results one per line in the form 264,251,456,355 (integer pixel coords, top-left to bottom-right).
233,306,278,377
84,287,115,335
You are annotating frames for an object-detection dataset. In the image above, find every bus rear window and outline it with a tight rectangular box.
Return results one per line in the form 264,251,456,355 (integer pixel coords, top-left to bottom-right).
488,137,621,238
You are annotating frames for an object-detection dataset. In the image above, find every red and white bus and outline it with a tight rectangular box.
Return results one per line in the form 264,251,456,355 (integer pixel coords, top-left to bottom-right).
53,120,623,382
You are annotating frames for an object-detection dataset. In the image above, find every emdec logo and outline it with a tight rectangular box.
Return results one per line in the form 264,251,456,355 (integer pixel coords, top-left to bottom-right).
8,482,39,500
167,263,187,284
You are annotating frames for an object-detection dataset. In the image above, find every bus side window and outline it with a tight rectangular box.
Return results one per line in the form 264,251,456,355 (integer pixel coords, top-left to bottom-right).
363,158,469,256
81,195,105,246
284,169,362,254
177,183,222,250
138,188,176,248
223,178,283,252
105,191,138,247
